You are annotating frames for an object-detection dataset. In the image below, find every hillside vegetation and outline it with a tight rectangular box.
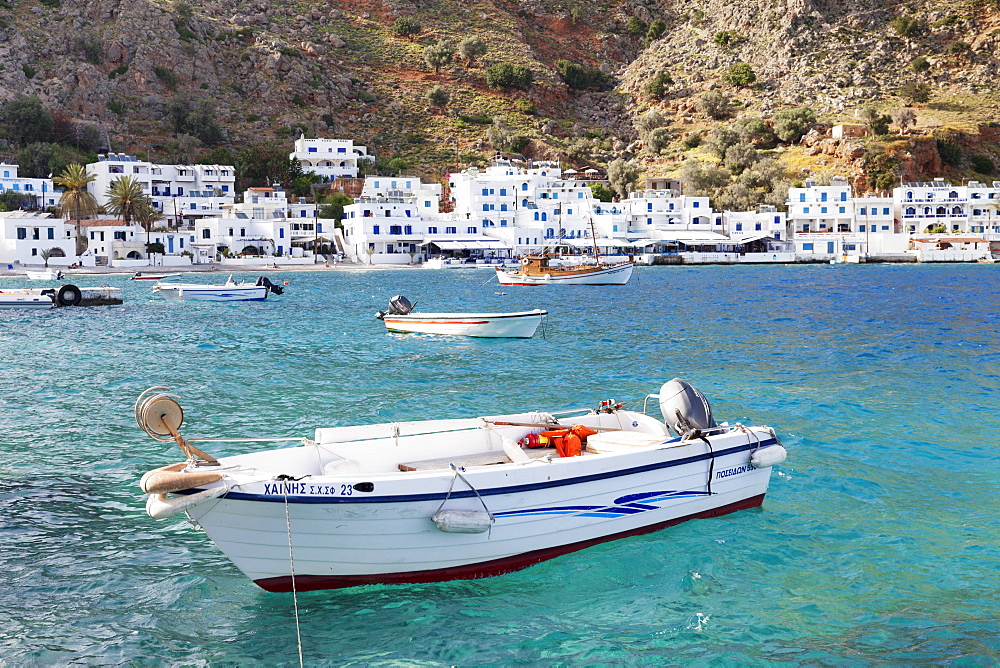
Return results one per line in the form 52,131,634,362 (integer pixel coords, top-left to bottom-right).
1,0,998,203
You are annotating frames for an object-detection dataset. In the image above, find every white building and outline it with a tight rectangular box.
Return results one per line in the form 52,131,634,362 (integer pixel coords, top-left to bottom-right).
341,177,445,264
87,153,236,227
0,212,75,266
724,205,788,241
787,176,854,235
290,136,373,180
191,186,319,263
0,163,58,209
895,179,1000,236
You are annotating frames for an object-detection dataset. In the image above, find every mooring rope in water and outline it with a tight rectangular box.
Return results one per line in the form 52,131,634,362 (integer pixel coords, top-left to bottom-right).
282,492,304,668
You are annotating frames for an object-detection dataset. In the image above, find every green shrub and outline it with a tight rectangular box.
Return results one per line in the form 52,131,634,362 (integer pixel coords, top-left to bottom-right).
713,30,743,47
107,101,127,115
458,113,492,125
515,99,536,115
724,62,756,87
555,59,609,90
911,56,930,73
899,81,931,104
772,107,816,143
22,65,36,79
154,66,178,88
485,62,533,89
645,72,673,99
509,136,531,153
177,26,197,41
682,132,702,149
970,154,995,174
393,16,421,40
247,113,261,122
936,137,962,165
355,89,377,103
108,65,128,79
890,15,925,38
645,19,666,46
945,40,970,54
625,17,647,38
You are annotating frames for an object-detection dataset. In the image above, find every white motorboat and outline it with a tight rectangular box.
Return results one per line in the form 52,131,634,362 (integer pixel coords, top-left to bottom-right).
25,269,64,281
131,272,182,281
135,380,787,593
375,295,545,338
153,275,283,302
0,290,55,309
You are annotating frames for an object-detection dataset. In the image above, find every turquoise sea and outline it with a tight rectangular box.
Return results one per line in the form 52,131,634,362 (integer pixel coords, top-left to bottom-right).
1,264,998,665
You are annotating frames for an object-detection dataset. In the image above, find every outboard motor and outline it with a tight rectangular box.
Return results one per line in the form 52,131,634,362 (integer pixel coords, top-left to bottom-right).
375,295,415,320
659,378,717,436
256,276,284,295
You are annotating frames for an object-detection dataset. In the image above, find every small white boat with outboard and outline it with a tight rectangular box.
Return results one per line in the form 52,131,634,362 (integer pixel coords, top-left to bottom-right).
135,379,787,592
25,269,64,281
375,295,546,338
131,271,182,281
153,275,284,302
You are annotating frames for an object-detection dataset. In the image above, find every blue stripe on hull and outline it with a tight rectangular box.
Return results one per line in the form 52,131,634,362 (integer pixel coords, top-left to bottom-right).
196,438,777,504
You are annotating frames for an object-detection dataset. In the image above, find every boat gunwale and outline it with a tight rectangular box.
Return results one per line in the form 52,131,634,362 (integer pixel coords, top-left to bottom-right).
176,436,775,504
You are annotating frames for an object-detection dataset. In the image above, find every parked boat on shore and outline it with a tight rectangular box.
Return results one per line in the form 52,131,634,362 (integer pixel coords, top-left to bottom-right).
135,379,786,592
25,269,64,281
153,275,284,302
375,295,546,338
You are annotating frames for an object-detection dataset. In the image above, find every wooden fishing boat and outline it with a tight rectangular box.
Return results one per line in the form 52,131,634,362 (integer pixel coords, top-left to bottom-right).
496,218,634,286
496,256,634,285
135,380,787,592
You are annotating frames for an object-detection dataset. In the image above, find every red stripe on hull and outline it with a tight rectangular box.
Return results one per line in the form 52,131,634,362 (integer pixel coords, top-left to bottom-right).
254,493,766,593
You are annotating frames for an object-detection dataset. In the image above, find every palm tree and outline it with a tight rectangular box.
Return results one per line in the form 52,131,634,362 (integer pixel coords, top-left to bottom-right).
53,163,99,256
105,175,147,226
134,199,164,260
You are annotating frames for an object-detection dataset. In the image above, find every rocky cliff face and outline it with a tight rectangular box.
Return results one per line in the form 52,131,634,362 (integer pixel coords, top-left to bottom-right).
0,0,996,184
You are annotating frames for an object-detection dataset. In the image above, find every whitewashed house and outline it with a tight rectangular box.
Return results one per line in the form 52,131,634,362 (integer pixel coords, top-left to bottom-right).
894,179,1000,236
0,163,58,209
340,177,445,264
87,154,236,227
0,212,75,267
290,136,373,180
192,186,318,263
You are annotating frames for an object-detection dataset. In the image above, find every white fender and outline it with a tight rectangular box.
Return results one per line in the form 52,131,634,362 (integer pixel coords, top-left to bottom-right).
432,509,492,533
146,486,228,520
750,445,787,469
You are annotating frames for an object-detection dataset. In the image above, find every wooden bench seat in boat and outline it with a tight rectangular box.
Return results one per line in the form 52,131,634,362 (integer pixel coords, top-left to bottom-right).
398,448,556,471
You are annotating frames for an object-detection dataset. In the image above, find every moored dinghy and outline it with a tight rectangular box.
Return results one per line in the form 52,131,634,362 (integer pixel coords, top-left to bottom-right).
135,379,787,592
375,295,546,338
153,275,284,302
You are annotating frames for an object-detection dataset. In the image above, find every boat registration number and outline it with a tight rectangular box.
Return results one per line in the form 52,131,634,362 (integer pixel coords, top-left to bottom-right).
262,482,357,496
715,464,752,480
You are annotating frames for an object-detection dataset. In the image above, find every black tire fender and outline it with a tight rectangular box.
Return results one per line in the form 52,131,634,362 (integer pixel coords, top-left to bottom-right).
56,284,82,307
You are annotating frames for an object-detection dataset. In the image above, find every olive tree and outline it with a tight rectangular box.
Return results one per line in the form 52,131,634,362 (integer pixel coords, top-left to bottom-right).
607,158,640,199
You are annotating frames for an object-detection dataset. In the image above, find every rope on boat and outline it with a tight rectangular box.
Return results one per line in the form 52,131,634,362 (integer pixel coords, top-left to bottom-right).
282,489,305,668
435,464,495,533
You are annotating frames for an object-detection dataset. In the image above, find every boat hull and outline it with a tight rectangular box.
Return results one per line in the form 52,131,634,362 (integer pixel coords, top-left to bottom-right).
184,427,777,592
496,262,634,286
154,284,268,301
0,292,54,309
382,310,546,338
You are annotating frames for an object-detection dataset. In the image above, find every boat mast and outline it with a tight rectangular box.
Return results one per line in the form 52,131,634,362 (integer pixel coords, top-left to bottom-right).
589,214,601,264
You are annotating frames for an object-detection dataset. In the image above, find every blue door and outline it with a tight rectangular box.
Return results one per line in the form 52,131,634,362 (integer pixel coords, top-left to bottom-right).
827,241,835,254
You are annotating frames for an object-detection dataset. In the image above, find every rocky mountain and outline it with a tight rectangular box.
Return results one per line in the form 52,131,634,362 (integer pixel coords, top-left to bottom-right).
1,0,998,194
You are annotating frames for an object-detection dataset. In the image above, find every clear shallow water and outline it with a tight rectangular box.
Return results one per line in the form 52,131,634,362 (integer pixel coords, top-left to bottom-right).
1,264,998,665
